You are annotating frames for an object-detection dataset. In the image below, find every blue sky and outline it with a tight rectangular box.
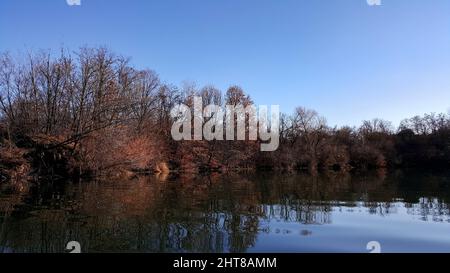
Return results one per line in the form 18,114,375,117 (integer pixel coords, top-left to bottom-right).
1,0,450,127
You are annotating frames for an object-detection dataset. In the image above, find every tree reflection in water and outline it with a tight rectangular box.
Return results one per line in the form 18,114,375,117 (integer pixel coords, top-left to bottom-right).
0,171,449,253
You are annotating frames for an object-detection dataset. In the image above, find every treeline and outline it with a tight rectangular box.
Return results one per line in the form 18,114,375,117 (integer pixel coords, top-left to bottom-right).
267,111,450,172
0,48,449,180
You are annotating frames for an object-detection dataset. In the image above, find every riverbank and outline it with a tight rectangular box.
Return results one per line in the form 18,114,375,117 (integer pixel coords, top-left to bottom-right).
1,133,449,184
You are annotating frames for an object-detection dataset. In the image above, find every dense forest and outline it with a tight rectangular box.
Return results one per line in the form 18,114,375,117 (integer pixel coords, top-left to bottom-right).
0,48,449,181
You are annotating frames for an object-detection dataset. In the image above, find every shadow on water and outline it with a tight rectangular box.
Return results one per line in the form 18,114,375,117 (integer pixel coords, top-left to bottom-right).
0,170,450,253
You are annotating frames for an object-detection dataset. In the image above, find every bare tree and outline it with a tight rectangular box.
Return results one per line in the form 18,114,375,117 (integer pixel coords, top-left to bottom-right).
291,107,328,173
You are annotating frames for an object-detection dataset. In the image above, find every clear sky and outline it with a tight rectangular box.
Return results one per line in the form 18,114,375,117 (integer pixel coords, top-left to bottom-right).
1,0,449,127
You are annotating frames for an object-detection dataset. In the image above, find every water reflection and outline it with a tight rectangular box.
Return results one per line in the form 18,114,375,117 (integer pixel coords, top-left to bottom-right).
0,171,449,253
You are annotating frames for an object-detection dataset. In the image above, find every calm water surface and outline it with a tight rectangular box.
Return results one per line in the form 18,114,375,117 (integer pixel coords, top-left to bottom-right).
0,171,449,253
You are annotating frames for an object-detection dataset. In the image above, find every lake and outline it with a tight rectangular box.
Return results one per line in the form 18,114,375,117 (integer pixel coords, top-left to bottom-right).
0,171,449,253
